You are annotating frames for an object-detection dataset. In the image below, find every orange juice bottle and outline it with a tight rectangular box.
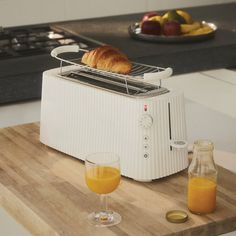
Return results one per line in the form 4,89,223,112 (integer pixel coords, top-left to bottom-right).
188,140,217,214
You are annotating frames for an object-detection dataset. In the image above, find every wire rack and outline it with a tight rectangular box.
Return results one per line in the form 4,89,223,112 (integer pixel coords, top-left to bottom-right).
51,45,172,84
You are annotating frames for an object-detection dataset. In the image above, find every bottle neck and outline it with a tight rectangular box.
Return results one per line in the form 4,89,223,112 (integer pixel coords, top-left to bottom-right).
192,139,214,164
189,147,217,179
193,149,214,162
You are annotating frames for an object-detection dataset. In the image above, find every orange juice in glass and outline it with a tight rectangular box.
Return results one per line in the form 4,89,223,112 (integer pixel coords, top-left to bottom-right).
86,166,120,194
85,153,121,227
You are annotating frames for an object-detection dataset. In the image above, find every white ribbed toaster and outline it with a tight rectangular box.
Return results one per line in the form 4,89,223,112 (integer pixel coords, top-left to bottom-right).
40,46,188,181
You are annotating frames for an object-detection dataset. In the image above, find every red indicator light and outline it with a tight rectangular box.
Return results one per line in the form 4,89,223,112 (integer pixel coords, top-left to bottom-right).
144,105,147,112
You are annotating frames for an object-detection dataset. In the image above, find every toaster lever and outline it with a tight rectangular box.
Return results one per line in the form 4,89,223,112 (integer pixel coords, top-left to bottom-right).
51,45,80,57
170,140,188,149
143,67,173,83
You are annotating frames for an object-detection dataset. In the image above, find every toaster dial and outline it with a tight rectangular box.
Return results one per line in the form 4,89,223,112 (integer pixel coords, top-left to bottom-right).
139,114,153,129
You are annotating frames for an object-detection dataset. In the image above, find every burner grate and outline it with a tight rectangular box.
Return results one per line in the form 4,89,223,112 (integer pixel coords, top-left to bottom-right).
0,25,94,59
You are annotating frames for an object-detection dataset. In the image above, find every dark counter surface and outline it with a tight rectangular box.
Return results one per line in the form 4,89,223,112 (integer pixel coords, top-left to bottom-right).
55,3,236,75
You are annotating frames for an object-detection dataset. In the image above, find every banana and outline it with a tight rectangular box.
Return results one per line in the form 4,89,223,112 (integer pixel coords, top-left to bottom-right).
185,25,213,36
148,15,162,23
180,21,201,34
177,10,193,24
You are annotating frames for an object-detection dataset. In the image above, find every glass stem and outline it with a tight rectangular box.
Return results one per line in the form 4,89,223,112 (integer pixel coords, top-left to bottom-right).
100,194,108,212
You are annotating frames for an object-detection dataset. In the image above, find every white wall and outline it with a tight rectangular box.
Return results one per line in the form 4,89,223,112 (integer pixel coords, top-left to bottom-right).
0,0,235,27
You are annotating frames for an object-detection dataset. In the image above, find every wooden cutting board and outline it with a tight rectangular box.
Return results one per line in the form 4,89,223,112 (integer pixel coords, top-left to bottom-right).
0,123,235,236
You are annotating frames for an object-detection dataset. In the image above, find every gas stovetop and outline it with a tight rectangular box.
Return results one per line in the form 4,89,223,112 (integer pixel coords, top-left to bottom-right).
0,25,92,59
0,24,100,104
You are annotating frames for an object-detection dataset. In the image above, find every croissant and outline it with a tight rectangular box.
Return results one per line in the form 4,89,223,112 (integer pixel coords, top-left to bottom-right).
81,45,132,74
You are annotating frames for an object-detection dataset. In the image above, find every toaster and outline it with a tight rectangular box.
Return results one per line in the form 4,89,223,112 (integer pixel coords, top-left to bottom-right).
40,46,188,181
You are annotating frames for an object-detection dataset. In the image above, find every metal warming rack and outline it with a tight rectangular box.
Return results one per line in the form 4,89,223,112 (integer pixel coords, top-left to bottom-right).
51,45,173,98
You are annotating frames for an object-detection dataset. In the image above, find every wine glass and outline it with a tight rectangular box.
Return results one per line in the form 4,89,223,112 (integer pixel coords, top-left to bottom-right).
85,152,121,227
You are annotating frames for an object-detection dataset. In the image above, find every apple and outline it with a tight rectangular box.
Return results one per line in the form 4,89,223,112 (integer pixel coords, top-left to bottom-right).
162,20,181,36
142,12,159,22
141,20,161,35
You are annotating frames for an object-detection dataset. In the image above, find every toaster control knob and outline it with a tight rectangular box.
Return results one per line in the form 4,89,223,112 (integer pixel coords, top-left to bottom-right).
139,114,153,128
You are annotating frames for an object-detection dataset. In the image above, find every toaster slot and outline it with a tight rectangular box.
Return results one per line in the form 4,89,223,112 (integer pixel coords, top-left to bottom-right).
168,102,172,151
67,71,139,95
76,71,147,93
65,70,151,93
60,70,169,98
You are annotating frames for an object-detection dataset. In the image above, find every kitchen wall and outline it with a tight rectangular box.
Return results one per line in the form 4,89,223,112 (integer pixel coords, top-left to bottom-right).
0,0,235,27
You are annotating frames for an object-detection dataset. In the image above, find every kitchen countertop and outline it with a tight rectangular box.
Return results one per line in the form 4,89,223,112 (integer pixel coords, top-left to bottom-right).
54,2,236,75
0,123,236,236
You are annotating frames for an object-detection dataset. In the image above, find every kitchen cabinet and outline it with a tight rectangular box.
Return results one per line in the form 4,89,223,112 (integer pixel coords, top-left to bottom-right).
64,0,147,21
147,0,235,10
0,0,65,27
0,0,235,27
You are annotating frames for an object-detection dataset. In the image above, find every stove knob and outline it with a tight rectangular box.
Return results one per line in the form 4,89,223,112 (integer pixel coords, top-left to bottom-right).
139,114,153,129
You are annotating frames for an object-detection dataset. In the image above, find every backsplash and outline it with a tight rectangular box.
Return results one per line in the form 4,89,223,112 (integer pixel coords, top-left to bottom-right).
0,0,235,27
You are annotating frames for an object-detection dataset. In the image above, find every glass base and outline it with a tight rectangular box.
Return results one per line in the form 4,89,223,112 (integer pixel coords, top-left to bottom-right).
87,211,121,227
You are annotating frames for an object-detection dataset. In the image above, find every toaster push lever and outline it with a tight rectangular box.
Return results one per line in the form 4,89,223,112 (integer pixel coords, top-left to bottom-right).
170,140,188,149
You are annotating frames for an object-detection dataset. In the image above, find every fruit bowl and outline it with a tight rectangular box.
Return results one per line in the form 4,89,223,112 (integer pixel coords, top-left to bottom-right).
128,21,217,43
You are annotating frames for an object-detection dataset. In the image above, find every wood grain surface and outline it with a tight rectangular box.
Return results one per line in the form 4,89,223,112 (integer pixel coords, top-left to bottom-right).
0,123,235,236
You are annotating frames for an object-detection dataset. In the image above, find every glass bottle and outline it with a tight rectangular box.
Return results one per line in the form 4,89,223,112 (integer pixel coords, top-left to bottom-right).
187,140,217,214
